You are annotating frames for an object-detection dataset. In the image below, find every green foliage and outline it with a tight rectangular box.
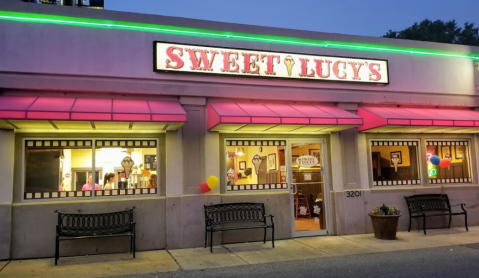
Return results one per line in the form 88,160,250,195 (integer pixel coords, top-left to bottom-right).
370,204,401,215
383,19,479,46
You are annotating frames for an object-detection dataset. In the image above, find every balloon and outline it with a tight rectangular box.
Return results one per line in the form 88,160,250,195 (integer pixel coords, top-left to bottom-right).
430,155,440,166
200,182,211,193
207,176,219,189
439,159,451,168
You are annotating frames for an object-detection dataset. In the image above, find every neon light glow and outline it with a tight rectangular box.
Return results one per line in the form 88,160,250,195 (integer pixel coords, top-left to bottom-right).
1,11,479,61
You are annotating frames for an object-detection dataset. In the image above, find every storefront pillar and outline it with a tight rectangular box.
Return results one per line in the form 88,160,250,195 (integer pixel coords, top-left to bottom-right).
0,129,14,260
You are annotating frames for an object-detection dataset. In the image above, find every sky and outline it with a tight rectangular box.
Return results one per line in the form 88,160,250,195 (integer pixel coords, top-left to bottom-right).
105,0,479,37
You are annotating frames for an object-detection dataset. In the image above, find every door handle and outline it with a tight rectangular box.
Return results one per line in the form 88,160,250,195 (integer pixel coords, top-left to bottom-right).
291,183,298,195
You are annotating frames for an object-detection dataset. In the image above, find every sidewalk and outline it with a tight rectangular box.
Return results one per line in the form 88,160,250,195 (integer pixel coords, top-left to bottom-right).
1,227,477,278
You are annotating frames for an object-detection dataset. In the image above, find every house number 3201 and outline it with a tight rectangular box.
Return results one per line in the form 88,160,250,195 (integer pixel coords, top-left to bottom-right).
346,191,362,197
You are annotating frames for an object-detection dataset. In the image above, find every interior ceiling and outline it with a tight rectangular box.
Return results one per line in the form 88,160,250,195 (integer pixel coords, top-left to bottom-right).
211,124,357,133
0,120,184,133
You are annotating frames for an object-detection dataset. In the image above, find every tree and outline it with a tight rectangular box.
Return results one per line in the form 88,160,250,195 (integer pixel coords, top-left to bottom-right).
383,19,479,46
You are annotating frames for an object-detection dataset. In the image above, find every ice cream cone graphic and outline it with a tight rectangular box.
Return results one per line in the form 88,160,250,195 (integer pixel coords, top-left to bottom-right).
283,55,295,76
121,156,135,179
391,155,399,172
252,154,263,175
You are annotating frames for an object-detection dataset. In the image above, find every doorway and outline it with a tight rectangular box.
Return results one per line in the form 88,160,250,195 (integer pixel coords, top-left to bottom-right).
289,140,329,237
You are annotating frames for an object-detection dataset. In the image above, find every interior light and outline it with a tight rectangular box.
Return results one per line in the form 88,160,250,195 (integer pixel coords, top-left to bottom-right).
235,147,245,156
0,10,478,61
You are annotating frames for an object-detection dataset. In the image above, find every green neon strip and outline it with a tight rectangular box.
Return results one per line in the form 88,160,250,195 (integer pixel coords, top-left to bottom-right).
1,10,479,60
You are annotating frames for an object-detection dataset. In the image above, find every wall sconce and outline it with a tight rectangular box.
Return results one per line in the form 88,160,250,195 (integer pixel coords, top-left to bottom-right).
235,147,245,156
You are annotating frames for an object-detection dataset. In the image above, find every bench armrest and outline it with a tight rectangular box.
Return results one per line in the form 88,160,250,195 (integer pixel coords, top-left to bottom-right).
265,214,274,224
451,203,467,212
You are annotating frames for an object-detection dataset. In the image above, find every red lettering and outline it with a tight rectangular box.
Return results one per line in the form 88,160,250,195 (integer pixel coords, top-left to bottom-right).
221,51,239,73
369,63,382,81
260,54,280,75
348,62,364,80
299,58,315,77
242,53,260,74
186,48,218,71
314,59,332,78
165,46,184,69
333,60,347,79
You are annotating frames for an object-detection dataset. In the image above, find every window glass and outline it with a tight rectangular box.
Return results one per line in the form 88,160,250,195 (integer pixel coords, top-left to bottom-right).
95,147,157,190
225,140,287,191
24,139,158,200
370,141,420,186
24,140,93,197
426,141,472,184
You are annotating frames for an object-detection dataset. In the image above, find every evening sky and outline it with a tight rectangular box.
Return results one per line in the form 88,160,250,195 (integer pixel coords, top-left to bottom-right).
106,0,478,37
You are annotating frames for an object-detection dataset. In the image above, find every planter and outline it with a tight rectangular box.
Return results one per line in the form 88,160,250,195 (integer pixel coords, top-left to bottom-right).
368,213,401,240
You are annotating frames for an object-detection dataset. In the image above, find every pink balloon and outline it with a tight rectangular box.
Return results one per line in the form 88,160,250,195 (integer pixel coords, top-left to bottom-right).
200,182,211,193
439,159,451,168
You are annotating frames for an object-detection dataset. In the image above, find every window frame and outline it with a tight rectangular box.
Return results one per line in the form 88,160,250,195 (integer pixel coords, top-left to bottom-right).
425,139,473,184
369,139,422,187
21,137,160,202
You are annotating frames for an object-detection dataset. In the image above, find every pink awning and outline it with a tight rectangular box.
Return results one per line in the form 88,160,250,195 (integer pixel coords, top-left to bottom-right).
358,107,479,133
208,103,362,132
0,96,187,122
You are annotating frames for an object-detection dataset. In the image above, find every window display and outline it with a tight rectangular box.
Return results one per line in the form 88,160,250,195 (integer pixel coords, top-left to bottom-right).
225,140,287,191
426,141,472,183
24,139,158,200
370,141,420,186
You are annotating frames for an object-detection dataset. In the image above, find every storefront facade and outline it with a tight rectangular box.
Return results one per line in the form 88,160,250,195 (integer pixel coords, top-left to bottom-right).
1,2,479,260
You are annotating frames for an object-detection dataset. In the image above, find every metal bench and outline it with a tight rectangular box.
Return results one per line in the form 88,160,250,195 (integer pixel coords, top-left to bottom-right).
55,208,136,265
204,202,274,252
404,194,467,235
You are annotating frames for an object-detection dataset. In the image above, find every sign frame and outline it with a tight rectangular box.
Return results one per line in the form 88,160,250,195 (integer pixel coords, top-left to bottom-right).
153,41,389,85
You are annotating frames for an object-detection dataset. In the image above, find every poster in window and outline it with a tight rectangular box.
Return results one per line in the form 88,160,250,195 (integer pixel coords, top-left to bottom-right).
268,153,277,170
144,155,157,171
441,146,451,159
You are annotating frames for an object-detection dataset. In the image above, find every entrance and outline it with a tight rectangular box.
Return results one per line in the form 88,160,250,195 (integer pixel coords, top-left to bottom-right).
289,140,329,237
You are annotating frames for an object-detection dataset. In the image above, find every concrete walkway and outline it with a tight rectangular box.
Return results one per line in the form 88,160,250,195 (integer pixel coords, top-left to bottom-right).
0,227,477,278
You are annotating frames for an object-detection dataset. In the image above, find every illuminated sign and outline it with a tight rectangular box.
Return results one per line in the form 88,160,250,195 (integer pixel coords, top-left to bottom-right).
154,42,389,84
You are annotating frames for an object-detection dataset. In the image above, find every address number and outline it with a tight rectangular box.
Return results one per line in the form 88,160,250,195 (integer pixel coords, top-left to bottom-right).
346,191,362,197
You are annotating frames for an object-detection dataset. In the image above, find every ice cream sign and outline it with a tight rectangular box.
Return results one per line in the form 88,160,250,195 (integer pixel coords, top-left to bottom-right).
154,42,389,84
296,155,319,168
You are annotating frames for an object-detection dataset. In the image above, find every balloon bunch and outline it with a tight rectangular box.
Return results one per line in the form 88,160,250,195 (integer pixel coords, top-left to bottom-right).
429,155,450,168
200,176,219,193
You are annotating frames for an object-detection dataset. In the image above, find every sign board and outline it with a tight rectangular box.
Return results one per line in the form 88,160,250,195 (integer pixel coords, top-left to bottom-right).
296,155,319,168
65,173,71,178
154,42,389,84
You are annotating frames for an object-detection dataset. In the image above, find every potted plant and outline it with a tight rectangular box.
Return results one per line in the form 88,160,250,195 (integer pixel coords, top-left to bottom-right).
368,204,401,240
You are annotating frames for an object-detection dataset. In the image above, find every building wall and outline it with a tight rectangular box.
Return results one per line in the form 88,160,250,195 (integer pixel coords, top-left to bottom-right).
0,130,14,260
0,2,478,107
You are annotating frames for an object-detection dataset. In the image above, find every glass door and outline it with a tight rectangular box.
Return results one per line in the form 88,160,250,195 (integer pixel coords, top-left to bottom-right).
289,140,329,237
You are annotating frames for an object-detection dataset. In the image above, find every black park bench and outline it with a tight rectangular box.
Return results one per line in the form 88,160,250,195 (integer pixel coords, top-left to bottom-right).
404,194,467,235
55,208,136,265
204,202,274,252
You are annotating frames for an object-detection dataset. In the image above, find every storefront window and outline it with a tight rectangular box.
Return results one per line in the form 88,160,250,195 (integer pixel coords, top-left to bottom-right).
225,140,287,191
370,140,420,186
24,139,158,200
426,140,472,184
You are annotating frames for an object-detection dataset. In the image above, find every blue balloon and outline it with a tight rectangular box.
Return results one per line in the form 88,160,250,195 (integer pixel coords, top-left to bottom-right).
430,155,440,166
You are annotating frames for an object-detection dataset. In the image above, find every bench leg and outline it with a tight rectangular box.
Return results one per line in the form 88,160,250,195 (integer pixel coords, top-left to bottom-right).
204,229,207,248
133,233,136,258
465,212,469,232
407,216,412,232
272,226,275,248
448,214,452,229
423,217,426,235
263,228,266,244
210,231,213,253
55,237,59,265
